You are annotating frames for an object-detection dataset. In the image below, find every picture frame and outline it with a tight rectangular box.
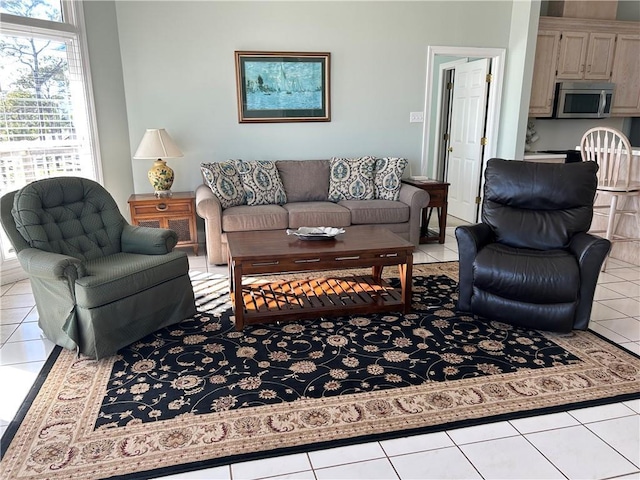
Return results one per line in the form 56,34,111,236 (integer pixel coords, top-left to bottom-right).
235,51,331,123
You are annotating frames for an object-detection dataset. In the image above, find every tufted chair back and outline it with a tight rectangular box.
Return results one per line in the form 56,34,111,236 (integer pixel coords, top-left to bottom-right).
481,158,598,250
11,177,126,261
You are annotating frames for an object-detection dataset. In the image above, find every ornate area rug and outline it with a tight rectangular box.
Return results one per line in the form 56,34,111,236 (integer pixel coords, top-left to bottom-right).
1,262,639,480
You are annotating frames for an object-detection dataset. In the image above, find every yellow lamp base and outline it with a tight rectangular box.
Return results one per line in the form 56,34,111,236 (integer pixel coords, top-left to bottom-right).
148,159,174,197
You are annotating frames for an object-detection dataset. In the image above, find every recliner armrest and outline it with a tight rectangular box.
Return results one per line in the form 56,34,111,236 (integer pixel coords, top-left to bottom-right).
455,223,494,312
17,248,86,281
455,223,494,252
121,224,177,254
568,232,611,330
568,232,611,265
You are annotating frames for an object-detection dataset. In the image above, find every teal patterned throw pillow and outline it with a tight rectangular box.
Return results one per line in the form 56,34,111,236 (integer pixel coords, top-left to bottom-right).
328,156,376,202
234,160,287,206
374,157,408,201
200,161,246,209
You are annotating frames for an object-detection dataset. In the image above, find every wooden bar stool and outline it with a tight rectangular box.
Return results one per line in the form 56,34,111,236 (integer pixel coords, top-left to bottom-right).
580,127,640,270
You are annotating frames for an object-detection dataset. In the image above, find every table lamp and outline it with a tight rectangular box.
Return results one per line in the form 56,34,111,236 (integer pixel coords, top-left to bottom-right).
133,128,183,197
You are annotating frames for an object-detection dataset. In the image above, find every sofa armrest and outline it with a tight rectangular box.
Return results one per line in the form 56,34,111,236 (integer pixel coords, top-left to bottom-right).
195,184,225,264
398,184,429,246
121,224,177,254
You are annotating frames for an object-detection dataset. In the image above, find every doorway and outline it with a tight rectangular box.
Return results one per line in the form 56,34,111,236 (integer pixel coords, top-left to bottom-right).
443,58,491,222
421,46,506,223
434,58,466,182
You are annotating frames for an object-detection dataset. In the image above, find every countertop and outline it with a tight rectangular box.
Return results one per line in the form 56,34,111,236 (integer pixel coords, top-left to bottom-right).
574,146,640,156
524,153,566,163
524,153,567,160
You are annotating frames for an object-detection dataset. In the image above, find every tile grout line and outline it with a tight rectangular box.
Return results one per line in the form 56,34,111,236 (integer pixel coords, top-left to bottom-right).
582,421,640,471
519,428,571,480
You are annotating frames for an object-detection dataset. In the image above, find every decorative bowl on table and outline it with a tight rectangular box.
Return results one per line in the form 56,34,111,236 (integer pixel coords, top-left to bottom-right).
286,226,345,240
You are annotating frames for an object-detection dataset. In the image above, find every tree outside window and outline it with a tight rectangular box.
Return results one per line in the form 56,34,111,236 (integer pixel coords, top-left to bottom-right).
0,0,99,265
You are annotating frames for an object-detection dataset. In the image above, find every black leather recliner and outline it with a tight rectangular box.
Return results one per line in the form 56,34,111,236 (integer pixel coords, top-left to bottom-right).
455,158,611,332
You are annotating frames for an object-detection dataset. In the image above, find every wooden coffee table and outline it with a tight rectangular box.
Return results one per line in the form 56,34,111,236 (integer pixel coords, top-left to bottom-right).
226,226,414,330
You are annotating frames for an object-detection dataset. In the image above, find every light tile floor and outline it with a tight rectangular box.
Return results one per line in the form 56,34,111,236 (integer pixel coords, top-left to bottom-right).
1,226,639,480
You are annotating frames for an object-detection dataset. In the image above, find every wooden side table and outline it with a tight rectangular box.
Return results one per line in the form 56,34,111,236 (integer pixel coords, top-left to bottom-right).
402,179,450,244
128,192,198,255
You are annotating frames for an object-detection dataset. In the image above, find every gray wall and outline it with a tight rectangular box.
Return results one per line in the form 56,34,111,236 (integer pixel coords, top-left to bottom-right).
540,0,640,21
82,1,133,216
617,0,640,21
498,0,540,159
110,1,517,194
531,117,627,151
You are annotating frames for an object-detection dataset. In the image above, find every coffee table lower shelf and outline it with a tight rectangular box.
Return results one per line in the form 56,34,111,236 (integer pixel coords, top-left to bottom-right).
236,275,406,326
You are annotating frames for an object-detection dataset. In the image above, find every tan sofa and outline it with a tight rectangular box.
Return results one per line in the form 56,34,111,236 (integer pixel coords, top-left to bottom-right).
195,159,429,265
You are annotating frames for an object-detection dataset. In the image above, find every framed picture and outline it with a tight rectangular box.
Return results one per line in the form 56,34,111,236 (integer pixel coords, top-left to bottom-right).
235,51,330,123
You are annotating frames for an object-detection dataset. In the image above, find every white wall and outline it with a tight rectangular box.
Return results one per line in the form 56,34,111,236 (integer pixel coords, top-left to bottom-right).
113,1,517,194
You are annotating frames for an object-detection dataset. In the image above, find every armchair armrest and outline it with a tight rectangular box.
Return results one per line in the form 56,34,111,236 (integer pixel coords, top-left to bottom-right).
398,184,429,246
195,184,224,264
17,248,86,281
455,223,494,312
121,224,177,254
568,232,611,330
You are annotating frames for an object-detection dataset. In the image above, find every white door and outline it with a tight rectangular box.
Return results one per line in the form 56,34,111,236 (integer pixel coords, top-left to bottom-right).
445,58,490,222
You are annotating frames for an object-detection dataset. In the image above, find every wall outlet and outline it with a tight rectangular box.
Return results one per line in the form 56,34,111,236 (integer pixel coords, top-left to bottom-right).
409,112,424,123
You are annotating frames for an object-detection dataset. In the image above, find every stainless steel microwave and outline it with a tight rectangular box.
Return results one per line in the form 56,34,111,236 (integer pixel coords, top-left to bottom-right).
552,82,615,119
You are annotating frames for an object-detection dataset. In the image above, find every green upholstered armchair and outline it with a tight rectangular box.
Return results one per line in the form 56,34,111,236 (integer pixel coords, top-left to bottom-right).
0,177,196,359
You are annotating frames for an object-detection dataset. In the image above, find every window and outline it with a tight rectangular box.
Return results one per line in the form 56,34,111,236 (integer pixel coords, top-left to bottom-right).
1,0,63,22
0,0,100,279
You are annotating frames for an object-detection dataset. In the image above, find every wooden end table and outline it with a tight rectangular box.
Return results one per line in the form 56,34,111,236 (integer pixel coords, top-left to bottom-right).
226,226,414,330
402,179,449,244
128,192,199,254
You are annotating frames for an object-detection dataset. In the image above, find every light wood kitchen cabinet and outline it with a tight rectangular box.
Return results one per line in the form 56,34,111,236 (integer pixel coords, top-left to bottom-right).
584,33,617,79
557,32,616,80
530,17,640,117
610,34,640,116
529,30,561,117
556,31,588,79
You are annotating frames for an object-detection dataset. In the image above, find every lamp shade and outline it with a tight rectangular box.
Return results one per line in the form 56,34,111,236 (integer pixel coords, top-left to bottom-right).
133,128,183,159
133,129,183,197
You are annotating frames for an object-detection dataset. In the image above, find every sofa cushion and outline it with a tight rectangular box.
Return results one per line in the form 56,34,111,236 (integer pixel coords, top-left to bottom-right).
374,157,408,201
234,160,287,206
339,199,409,225
222,204,289,232
328,156,376,202
276,160,330,202
200,161,246,209
284,202,351,229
